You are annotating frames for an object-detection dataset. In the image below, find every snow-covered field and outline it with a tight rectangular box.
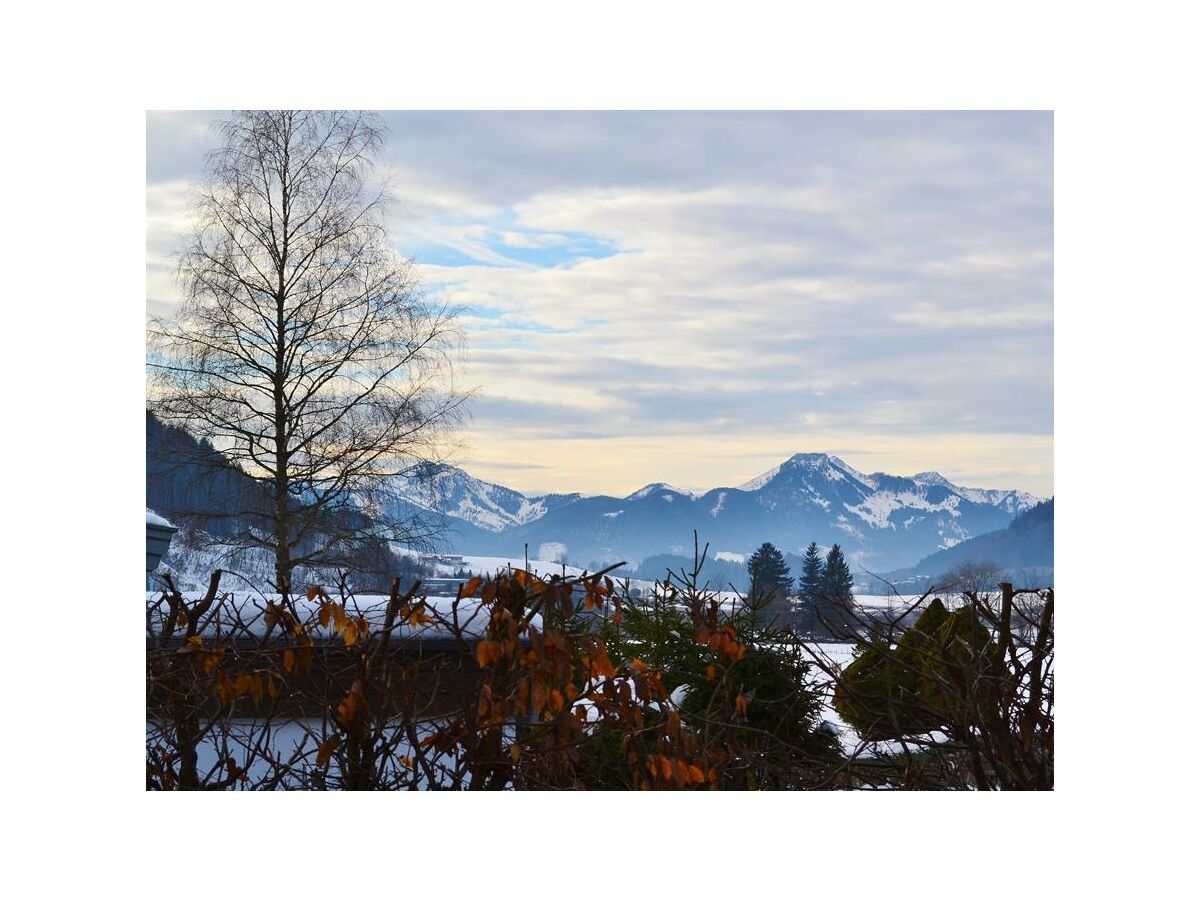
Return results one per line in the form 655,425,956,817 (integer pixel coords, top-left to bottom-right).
145,589,531,640
853,592,990,612
149,534,1034,772
154,717,452,789
854,593,923,609
425,553,668,599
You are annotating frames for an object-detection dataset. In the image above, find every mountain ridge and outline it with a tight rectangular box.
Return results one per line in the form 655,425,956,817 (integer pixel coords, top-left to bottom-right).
380,452,1042,571
881,498,1054,588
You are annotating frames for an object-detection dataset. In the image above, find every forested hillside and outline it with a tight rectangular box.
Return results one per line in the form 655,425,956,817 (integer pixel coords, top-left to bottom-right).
883,498,1054,588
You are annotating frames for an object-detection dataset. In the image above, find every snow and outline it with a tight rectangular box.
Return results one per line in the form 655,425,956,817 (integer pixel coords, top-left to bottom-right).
455,554,585,580
389,465,556,532
146,589,533,640
571,673,662,727
826,455,873,485
152,717,455,789
833,514,863,538
844,490,961,530
852,593,925,609
146,509,174,528
912,471,954,488
956,487,1039,514
602,510,624,518
513,498,549,525
536,542,569,564
741,453,880,492
626,482,699,501
800,641,953,758
714,551,745,564
709,491,727,517
739,463,782,492
627,483,667,500
450,497,510,531
911,472,1040,514
852,592,988,612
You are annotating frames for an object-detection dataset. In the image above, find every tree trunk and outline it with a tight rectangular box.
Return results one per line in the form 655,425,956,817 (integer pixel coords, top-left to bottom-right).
274,285,290,597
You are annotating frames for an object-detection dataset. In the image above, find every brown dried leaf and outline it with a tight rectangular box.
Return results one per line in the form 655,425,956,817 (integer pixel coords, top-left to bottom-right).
316,735,340,767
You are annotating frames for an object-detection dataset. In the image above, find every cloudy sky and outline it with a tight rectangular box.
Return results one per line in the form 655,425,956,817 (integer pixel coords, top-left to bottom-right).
147,111,1052,498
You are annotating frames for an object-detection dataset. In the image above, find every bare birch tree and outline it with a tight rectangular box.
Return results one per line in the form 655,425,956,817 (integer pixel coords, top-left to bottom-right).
149,110,465,596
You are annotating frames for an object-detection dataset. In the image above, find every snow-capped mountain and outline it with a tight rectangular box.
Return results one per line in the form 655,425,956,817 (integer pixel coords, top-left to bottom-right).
385,453,1042,572
912,472,1036,515
883,498,1054,588
383,463,581,533
148,411,1043,579
625,482,700,501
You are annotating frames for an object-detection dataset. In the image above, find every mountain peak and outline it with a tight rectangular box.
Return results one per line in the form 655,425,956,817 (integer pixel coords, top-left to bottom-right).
740,451,871,491
912,471,955,488
626,482,696,501
785,451,833,463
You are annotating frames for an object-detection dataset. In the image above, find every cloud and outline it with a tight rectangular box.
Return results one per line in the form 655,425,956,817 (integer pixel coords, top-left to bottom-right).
146,111,1053,496
498,230,570,249
145,179,196,307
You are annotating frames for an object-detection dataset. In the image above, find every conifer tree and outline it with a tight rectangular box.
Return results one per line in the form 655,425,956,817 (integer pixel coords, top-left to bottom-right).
796,541,824,632
822,544,854,602
747,542,794,620
810,543,855,637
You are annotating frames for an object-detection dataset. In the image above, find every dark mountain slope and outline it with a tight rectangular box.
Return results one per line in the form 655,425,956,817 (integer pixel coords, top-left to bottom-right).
884,498,1054,587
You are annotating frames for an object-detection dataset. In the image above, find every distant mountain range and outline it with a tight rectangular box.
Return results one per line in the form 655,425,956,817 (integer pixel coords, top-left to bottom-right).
881,498,1054,589
380,452,1043,572
147,411,1046,578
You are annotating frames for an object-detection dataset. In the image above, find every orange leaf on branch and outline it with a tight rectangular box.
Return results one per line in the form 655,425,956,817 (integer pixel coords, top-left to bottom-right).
336,680,368,733
475,640,502,667
316,735,340,767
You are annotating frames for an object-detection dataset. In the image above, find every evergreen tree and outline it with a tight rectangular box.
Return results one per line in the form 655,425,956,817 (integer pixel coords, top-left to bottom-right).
811,544,855,637
796,542,824,632
747,542,794,621
821,544,854,602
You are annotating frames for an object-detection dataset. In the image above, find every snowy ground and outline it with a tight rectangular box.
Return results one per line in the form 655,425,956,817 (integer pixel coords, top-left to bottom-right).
145,589,530,640
799,641,953,759
147,550,1014,777
156,640,934,787
428,554,670,599
854,593,924,609
153,718,455,789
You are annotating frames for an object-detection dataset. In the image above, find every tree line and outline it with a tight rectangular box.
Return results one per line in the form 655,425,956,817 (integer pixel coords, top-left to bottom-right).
746,540,855,636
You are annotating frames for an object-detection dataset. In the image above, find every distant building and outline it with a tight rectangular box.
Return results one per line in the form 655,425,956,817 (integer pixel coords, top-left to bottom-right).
146,509,177,580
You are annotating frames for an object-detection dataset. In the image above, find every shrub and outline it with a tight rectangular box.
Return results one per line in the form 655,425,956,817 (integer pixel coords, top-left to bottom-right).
833,597,998,741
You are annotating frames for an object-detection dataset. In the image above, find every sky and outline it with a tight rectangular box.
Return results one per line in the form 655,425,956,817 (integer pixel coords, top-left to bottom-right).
146,111,1053,499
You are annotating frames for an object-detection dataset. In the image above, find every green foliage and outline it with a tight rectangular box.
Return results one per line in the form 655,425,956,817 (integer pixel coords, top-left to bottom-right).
808,543,855,636
821,544,854,601
601,550,840,788
832,598,999,741
796,542,824,631
746,542,793,623
679,642,832,757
